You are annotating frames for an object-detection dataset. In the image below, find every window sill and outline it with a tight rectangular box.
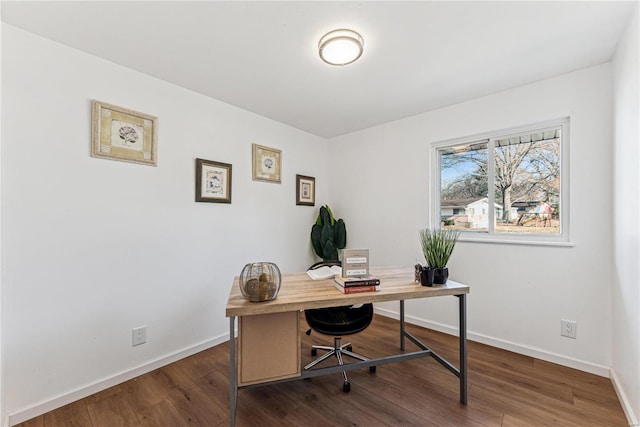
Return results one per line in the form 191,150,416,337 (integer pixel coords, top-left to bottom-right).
458,236,574,248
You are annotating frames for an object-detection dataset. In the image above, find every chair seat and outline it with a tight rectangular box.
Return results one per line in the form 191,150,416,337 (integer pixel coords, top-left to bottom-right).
305,304,373,336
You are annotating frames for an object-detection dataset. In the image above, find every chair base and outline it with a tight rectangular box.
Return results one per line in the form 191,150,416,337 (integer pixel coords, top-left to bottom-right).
303,337,375,392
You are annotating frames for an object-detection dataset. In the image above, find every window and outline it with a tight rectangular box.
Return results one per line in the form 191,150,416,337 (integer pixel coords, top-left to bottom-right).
431,118,569,245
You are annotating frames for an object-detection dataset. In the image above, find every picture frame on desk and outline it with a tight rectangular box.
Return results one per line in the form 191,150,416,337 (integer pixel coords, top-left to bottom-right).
295,175,315,206
91,100,158,166
252,143,281,183
195,158,232,203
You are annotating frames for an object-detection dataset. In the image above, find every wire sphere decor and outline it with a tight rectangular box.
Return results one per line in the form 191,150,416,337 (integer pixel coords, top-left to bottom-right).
239,262,282,302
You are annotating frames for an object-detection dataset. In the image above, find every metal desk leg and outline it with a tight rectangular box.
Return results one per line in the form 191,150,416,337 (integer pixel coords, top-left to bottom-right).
400,300,405,351
458,294,468,404
229,316,237,427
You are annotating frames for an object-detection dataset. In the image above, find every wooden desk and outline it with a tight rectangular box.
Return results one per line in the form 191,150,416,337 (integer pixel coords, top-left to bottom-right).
226,266,469,426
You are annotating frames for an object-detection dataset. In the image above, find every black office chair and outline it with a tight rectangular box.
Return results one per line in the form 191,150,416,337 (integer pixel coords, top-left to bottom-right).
304,261,376,392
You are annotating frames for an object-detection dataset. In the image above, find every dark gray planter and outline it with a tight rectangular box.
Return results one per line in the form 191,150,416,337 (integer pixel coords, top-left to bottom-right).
419,267,435,286
433,267,449,284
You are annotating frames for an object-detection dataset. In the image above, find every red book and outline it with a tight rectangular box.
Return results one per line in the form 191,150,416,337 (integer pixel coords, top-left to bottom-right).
334,282,380,294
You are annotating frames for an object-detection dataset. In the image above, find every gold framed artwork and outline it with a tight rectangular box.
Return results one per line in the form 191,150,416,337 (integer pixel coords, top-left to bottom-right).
296,175,315,206
91,100,158,166
195,158,232,203
252,143,281,183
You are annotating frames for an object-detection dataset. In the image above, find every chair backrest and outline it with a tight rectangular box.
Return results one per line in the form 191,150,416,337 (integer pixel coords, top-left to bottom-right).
308,260,341,270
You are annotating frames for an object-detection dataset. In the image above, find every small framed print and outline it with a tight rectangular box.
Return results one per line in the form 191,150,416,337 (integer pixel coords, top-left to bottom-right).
252,143,281,183
296,174,315,206
195,158,232,203
91,100,158,166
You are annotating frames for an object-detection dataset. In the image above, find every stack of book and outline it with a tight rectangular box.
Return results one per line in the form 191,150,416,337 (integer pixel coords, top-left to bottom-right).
334,275,381,294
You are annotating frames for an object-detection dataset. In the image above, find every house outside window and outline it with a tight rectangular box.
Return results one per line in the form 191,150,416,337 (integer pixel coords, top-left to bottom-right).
431,118,570,245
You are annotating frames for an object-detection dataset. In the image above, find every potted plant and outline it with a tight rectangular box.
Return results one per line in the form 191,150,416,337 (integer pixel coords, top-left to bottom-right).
418,228,460,285
310,205,346,261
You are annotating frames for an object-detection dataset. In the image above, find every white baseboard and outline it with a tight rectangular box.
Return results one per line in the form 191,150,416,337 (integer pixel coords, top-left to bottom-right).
374,307,610,377
7,333,229,427
610,368,639,426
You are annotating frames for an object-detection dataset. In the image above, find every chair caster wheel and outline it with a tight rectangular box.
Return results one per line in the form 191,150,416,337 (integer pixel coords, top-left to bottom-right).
346,345,353,352
343,382,351,392
369,366,376,373
311,348,317,356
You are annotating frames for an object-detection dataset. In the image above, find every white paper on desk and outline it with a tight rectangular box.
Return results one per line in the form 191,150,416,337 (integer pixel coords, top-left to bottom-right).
306,265,342,280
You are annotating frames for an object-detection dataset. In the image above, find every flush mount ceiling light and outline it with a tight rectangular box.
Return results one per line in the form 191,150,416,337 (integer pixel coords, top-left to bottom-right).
318,29,364,66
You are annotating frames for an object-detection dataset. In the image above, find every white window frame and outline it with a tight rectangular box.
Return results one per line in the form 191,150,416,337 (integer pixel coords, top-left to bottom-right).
429,117,572,247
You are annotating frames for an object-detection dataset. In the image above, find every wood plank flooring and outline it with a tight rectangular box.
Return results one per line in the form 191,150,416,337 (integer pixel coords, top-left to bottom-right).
17,314,628,426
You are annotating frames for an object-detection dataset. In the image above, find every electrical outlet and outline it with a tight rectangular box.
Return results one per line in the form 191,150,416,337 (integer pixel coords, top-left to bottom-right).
132,326,147,346
560,320,577,339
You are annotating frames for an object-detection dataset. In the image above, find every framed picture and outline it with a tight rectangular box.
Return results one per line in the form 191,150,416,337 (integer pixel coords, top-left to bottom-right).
195,158,232,203
252,143,281,183
296,175,315,206
91,100,158,166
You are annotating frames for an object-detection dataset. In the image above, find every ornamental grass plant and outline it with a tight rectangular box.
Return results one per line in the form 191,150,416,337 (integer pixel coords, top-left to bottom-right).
419,228,461,268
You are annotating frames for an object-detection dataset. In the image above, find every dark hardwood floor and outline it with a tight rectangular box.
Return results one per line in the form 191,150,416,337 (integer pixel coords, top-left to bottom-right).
17,314,628,426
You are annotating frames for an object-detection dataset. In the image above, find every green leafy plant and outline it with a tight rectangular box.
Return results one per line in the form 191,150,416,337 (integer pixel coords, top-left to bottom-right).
311,205,346,261
419,228,461,268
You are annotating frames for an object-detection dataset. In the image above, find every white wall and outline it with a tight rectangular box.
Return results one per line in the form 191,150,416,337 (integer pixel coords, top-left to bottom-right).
1,25,328,424
612,5,640,426
329,64,615,375
0,6,4,425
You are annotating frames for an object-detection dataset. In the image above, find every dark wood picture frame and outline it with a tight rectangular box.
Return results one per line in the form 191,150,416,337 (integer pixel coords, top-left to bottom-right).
296,174,315,206
196,158,232,203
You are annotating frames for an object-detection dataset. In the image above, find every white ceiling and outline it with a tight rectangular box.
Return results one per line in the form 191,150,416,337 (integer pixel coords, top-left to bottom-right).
2,1,636,138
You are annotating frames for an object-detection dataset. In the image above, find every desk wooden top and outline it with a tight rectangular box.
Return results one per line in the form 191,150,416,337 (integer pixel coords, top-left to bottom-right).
226,266,469,317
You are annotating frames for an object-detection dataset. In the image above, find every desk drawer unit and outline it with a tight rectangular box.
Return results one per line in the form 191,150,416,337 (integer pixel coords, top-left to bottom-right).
238,311,300,386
